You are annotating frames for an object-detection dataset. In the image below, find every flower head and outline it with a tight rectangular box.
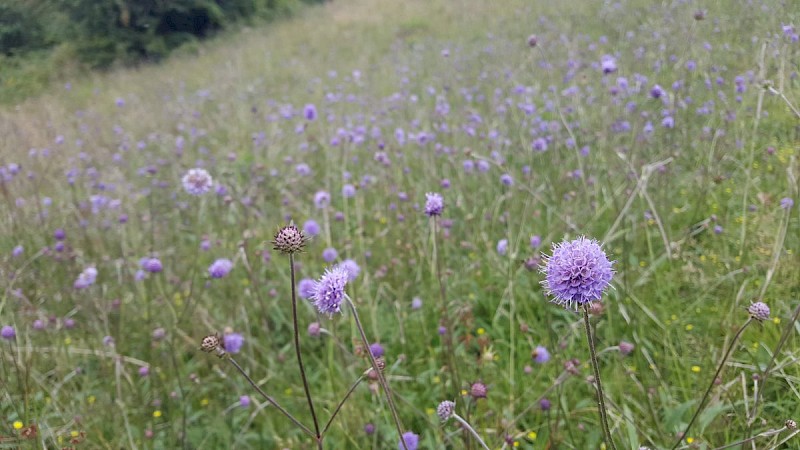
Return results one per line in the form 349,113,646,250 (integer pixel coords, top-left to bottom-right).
181,168,213,195
424,192,444,217
141,257,163,274
223,333,244,354
272,225,308,254
208,259,233,278
532,345,550,364
311,266,349,315
470,381,488,399
1,325,16,341
748,302,770,321
541,237,614,310
437,400,456,421
73,267,98,289
337,259,361,281
398,431,419,450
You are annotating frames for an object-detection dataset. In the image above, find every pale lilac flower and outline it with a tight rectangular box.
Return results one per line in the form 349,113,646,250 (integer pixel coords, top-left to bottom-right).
424,192,444,216
780,197,794,209
398,432,419,450
74,267,98,289
311,266,349,315
337,259,360,281
322,247,338,263
541,237,614,310
208,259,233,278
497,239,509,255
223,333,244,353
181,168,213,195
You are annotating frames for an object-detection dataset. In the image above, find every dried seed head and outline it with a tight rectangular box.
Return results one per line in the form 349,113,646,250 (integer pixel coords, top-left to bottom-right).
437,400,456,421
200,334,226,357
272,225,308,254
748,302,770,321
786,419,797,430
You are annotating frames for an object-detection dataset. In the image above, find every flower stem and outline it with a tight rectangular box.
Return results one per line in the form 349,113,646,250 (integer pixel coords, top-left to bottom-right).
345,296,408,450
289,254,322,440
670,318,752,450
432,217,461,400
452,414,491,450
322,375,365,436
582,305,617,450
226,355,314,438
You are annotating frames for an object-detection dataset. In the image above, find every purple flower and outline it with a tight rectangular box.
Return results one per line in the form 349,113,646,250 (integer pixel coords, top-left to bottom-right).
1,325,15,340
141,257,163,274
308,322,321,337
541,237,614,310
411,297,423,310
650,84,665,99
74,267,98,289
530,235,542,248
337,259,361,281
780,197,794,209
662,116,675,129
500,173,513,186
12,245,23,257
208,259,233,279
532,345,550,363
298,278,316,299
314,190,331,209
311,266,349,315
296,163,311,176
303,219,321,237
239,395,251,407
619,341,635,355
398,432,419,450
138,366,150,377
304,104,317,121
532,137,548,152
223,333,244,353
322,247,339,263
54,228,66,240
601,55,617,74
181,168,213,195
539,398,551,411
714,225,723,234
497,239,509,256
364,423,376,435
424,192,444,216
369,343,384,358
342,184,356,198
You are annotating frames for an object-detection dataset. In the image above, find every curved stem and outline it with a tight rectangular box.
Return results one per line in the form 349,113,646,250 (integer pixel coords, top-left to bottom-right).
670,318,752,450
452,414,491,450
322,375,365,436
583,305,617,450
345,297,408,450
289,254,321,439
226,356,314,438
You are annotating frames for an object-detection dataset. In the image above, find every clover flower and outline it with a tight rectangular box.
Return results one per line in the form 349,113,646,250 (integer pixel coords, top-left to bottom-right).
541,237,614,310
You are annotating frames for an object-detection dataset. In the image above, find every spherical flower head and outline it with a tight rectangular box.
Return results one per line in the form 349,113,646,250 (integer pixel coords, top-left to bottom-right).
314,190,331,209
307,322,321,337
208,259,233,279
1,325,16,340
369,343,385,358
527,34,538,47
539,398,551,411
497,239,509,256
138,366,150,377
748,302,770,321
424,192,444,217
181,168,213,195
398,431,419,450
303,220,321,237
311,266,349,316
619,340,635,355
73,267,98,289
337,259,361,281
470,381,488,399
141,257,163,274
223,333,244,354
304,103,317,121
437,400,456,421
298,278,316,299
322,247,338,263
541,237,614,310
272,225,308,254
532,345,550,364
200,334,221,353
54,228,66,240
239,395,251,407
411,297,423,310
780,197,794,210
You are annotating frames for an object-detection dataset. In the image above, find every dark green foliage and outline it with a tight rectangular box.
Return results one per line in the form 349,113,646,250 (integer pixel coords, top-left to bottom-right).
0,0,314,68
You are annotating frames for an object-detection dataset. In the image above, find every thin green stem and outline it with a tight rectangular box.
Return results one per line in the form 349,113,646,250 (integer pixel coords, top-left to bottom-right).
345,296,408,450
452,414,491,450
432,217,461,400
582,305,617,450
322,375,365,436
289,253,321,439
670,318,752,450
713,426,786,450
226,356,314,438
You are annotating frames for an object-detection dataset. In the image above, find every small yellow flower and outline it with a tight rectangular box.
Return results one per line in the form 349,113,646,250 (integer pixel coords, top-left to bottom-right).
773,317,781,325
70,430,79,438
64,337,72,345
283,388,292,396
425,408,435,416
527,431,537,440
685,324,693,331
87,395,96,405
200,398,210,406
13,421,23,430
691,366,701,373
686,437,695,444
432,376,440,384
476,328,485,336
460,389,468,396
153,410,162,418
513,442,519,447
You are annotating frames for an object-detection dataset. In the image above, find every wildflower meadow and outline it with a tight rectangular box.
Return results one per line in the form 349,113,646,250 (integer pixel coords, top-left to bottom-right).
1,0,799,448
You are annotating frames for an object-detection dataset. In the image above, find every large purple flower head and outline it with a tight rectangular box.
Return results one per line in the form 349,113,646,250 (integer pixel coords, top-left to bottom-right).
541,237,614,310
424,192,444,217
311,266,349,315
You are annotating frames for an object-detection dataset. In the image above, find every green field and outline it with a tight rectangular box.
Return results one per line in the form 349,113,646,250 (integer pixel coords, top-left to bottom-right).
1,0,799,448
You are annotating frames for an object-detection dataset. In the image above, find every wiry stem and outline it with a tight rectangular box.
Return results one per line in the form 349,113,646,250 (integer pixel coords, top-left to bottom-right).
432,217,461,399
712,425,787,450
452,414,491,450
670,318,752,450
226,355,314,438
289,254,322,441
582,305,617,450
345,296,408,450
322,374,365,436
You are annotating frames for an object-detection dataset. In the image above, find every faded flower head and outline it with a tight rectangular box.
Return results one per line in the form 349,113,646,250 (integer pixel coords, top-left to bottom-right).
181,168,213,195
424,192,444,217
272,225,308,254
748,302,770,321
541,237,614,310
311,266,349,315
200,334,222,354
437,400,456,421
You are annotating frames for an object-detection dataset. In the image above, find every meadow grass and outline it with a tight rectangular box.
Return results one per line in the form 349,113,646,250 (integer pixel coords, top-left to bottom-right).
1,0,799,448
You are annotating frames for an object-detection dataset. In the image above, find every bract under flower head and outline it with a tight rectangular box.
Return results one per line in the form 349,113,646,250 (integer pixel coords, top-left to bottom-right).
541,237,614,310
